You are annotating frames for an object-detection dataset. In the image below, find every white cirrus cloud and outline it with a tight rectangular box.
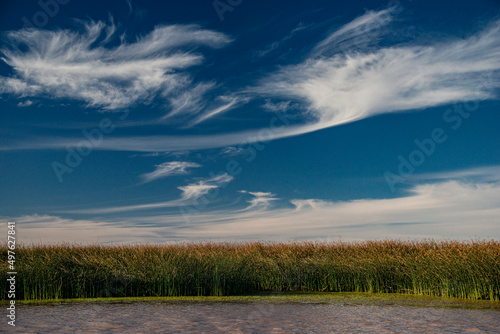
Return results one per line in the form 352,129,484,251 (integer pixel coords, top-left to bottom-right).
140,161,201,183
239,190,279,210
154,166,500,241
188,95,244,127
256,11,500,130
8,166,500,244
178,173,234,200
60,172,234,215
310,6,396,57
220,146,248,157
0,20,231,110
17,100,33,107
2,8,500,153
0,214,162,244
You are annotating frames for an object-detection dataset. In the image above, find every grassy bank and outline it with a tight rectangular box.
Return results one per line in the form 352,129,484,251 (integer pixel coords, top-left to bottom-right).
10,293,500,309
1,240,499,301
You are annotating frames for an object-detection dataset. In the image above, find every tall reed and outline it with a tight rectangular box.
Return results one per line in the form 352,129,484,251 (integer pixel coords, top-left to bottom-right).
1,240,499,300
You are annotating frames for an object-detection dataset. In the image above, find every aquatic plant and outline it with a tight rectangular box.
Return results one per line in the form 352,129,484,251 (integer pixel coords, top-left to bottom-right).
1,240,498,300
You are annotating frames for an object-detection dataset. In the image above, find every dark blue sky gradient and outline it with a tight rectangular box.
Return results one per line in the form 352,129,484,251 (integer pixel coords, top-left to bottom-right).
0,0,499,242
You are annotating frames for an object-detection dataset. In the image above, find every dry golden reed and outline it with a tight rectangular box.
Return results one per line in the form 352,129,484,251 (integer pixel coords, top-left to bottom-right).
1,240,499,300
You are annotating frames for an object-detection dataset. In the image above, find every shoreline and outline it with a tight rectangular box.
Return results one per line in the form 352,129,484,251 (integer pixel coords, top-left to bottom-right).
8,292,500,310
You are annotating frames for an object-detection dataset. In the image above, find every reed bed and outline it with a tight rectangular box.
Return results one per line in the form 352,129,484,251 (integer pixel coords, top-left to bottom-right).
1,240,499,301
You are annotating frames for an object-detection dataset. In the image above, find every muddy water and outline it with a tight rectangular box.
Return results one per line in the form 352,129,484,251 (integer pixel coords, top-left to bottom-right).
6,300,500,333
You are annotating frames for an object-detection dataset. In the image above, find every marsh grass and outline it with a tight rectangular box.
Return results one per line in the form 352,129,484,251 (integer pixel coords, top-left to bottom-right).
1,240,499,301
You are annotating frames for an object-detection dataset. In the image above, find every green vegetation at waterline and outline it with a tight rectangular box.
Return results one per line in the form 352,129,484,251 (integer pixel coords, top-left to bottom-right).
1,240,499,301
8,293,500,310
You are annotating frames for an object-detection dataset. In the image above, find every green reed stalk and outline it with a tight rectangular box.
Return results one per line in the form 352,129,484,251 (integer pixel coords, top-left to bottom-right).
1,240,499,301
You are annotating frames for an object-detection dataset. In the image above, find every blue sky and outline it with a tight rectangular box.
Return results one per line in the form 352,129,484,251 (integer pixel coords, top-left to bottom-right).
0,0,499,243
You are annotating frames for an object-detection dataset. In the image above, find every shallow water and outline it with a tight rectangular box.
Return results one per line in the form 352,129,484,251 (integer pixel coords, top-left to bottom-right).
7,301,500,333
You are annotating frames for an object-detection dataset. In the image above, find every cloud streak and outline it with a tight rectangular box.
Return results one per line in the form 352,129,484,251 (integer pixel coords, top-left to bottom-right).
62,172,234,214
188,96,242,126
257,15,500,130
140,161,201,183
178,173,233,200
239,191,278,210
311,7,395,57
0,20,231,110
1,8,500,153
7,166,500,244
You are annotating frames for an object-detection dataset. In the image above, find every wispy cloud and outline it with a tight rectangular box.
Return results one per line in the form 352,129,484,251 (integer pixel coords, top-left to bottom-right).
220,146,248,157
163,82,215,119
257,13,500,131
0,214,162,244
62,172,234,214
2,8,500,152
0,20,231,110
9,166,500,244
188,96,243,126
130,152,171,158
411,166,500,183
129,166,500,240
239,190,278,210
178,173,233,200
62,199,184,215
253,22,307,58
125,0,133,14
17,100,33,107
140,161,201,183
311,6,395,57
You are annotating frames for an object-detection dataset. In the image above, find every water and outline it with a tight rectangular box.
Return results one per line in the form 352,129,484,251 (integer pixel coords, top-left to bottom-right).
6,300,500,333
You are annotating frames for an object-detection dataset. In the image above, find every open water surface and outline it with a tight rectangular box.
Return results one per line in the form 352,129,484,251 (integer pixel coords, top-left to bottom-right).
6,299,500,333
